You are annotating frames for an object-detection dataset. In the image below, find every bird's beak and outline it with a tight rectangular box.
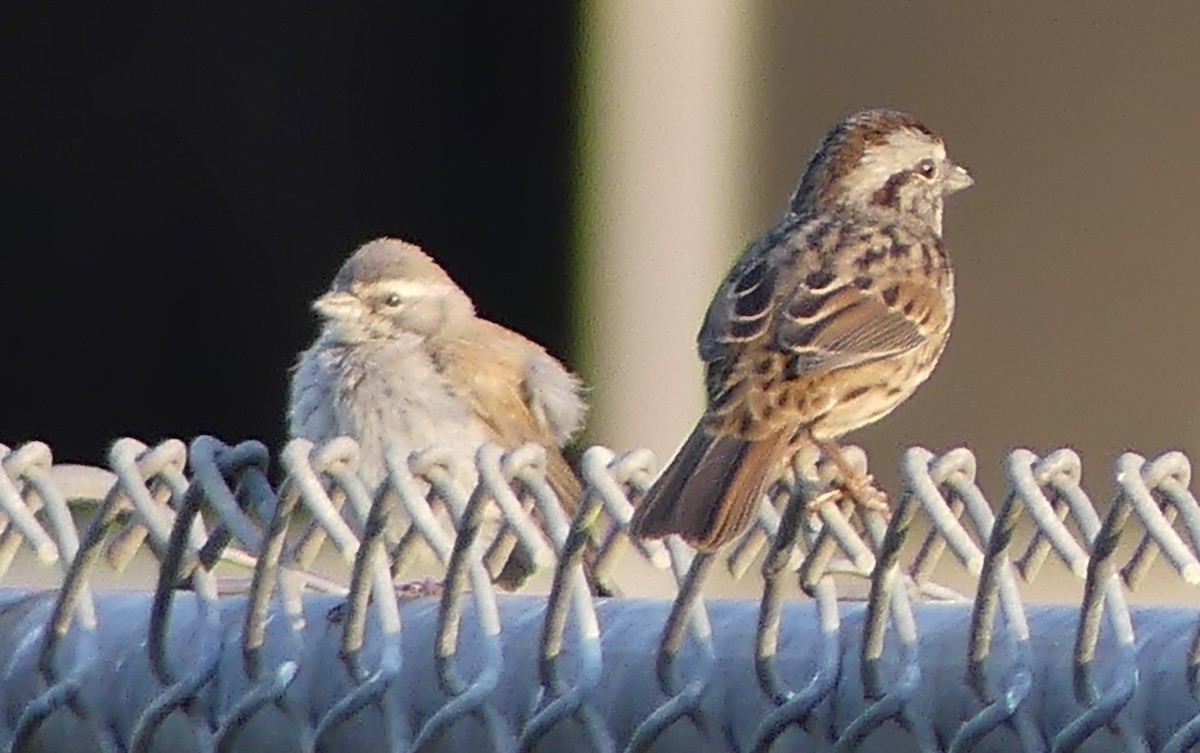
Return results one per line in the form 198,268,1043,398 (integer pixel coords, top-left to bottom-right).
943,161,974,194
312,290,360,320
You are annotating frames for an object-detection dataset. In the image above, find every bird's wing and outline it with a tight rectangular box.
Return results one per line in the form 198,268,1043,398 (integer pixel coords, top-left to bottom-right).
439,320,585,506
775,278,942,375
698,227,785,362
701,218,951,379
445,320,585,444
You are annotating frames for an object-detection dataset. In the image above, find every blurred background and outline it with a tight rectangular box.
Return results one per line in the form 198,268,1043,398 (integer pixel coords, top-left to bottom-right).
4,4,1200,597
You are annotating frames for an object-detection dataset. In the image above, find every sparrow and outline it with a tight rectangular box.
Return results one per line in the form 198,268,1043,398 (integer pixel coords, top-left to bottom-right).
629,108,973,551
288,238,590,589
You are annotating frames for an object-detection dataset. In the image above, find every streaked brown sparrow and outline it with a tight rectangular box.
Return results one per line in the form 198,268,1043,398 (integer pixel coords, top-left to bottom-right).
630,108,973,550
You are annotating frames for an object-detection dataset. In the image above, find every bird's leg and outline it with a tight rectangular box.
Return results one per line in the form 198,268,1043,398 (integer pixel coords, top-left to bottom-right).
815,439,890,515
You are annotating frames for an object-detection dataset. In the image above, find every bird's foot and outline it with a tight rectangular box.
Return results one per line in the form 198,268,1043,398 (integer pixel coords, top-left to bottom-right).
836,474,890,515
803,477,890,518
810,439,891,517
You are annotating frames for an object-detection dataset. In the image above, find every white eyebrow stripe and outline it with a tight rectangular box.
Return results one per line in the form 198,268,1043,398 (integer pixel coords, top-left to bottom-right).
840,130,944,206
883,130,945,161
373,279,451,299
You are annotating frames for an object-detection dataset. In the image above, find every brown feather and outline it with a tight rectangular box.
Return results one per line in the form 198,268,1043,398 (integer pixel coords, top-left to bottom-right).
778,286,931,374
631,423,791,551
435,320,600,590
438,322,582,513
630,108,966,552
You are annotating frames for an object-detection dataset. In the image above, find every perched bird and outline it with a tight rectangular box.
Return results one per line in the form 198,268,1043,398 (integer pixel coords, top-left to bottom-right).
288,238,588,588
630,108,973,551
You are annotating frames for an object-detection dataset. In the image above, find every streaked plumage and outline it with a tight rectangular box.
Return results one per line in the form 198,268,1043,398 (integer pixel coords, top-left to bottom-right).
630,108,972,550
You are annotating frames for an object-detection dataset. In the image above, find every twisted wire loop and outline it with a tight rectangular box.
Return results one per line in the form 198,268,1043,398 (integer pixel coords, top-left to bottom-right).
141,437,276,753
6,438,1200,752
295,439,407,752
519,447,608,753
749,445,873,753
0,441,113,753
411,445,513,752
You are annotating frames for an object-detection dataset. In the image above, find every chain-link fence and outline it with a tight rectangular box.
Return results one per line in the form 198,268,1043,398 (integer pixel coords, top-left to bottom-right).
2,436,1199,752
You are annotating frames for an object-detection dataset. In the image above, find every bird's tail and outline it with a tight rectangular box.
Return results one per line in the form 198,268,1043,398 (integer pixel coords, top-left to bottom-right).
495,448,616,596
630,422,790,551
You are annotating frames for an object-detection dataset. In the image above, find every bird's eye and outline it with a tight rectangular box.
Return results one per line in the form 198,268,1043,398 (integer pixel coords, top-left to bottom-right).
384,293,403,307
917,159,937,179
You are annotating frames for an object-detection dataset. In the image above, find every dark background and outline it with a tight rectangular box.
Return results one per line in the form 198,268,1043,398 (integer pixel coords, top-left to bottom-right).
1,7,579,463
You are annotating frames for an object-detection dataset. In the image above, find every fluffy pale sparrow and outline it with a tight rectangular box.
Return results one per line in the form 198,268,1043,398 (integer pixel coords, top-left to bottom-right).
630,108,973,550
289,238,589,588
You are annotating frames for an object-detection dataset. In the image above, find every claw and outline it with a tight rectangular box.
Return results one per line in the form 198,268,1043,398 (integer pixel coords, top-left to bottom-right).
803,486,845,513
802,477,890,516
853,482,890,514
813,439,892,517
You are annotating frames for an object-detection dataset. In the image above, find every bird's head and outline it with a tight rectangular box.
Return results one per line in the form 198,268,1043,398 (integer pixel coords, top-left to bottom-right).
788,108,972,234
313,238,475,344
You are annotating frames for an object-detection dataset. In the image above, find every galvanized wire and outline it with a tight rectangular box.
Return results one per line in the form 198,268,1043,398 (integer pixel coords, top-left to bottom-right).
2,437,1200,752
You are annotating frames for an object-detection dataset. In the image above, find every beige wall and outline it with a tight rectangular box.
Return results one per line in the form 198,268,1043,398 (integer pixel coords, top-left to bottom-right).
576,3,763,459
